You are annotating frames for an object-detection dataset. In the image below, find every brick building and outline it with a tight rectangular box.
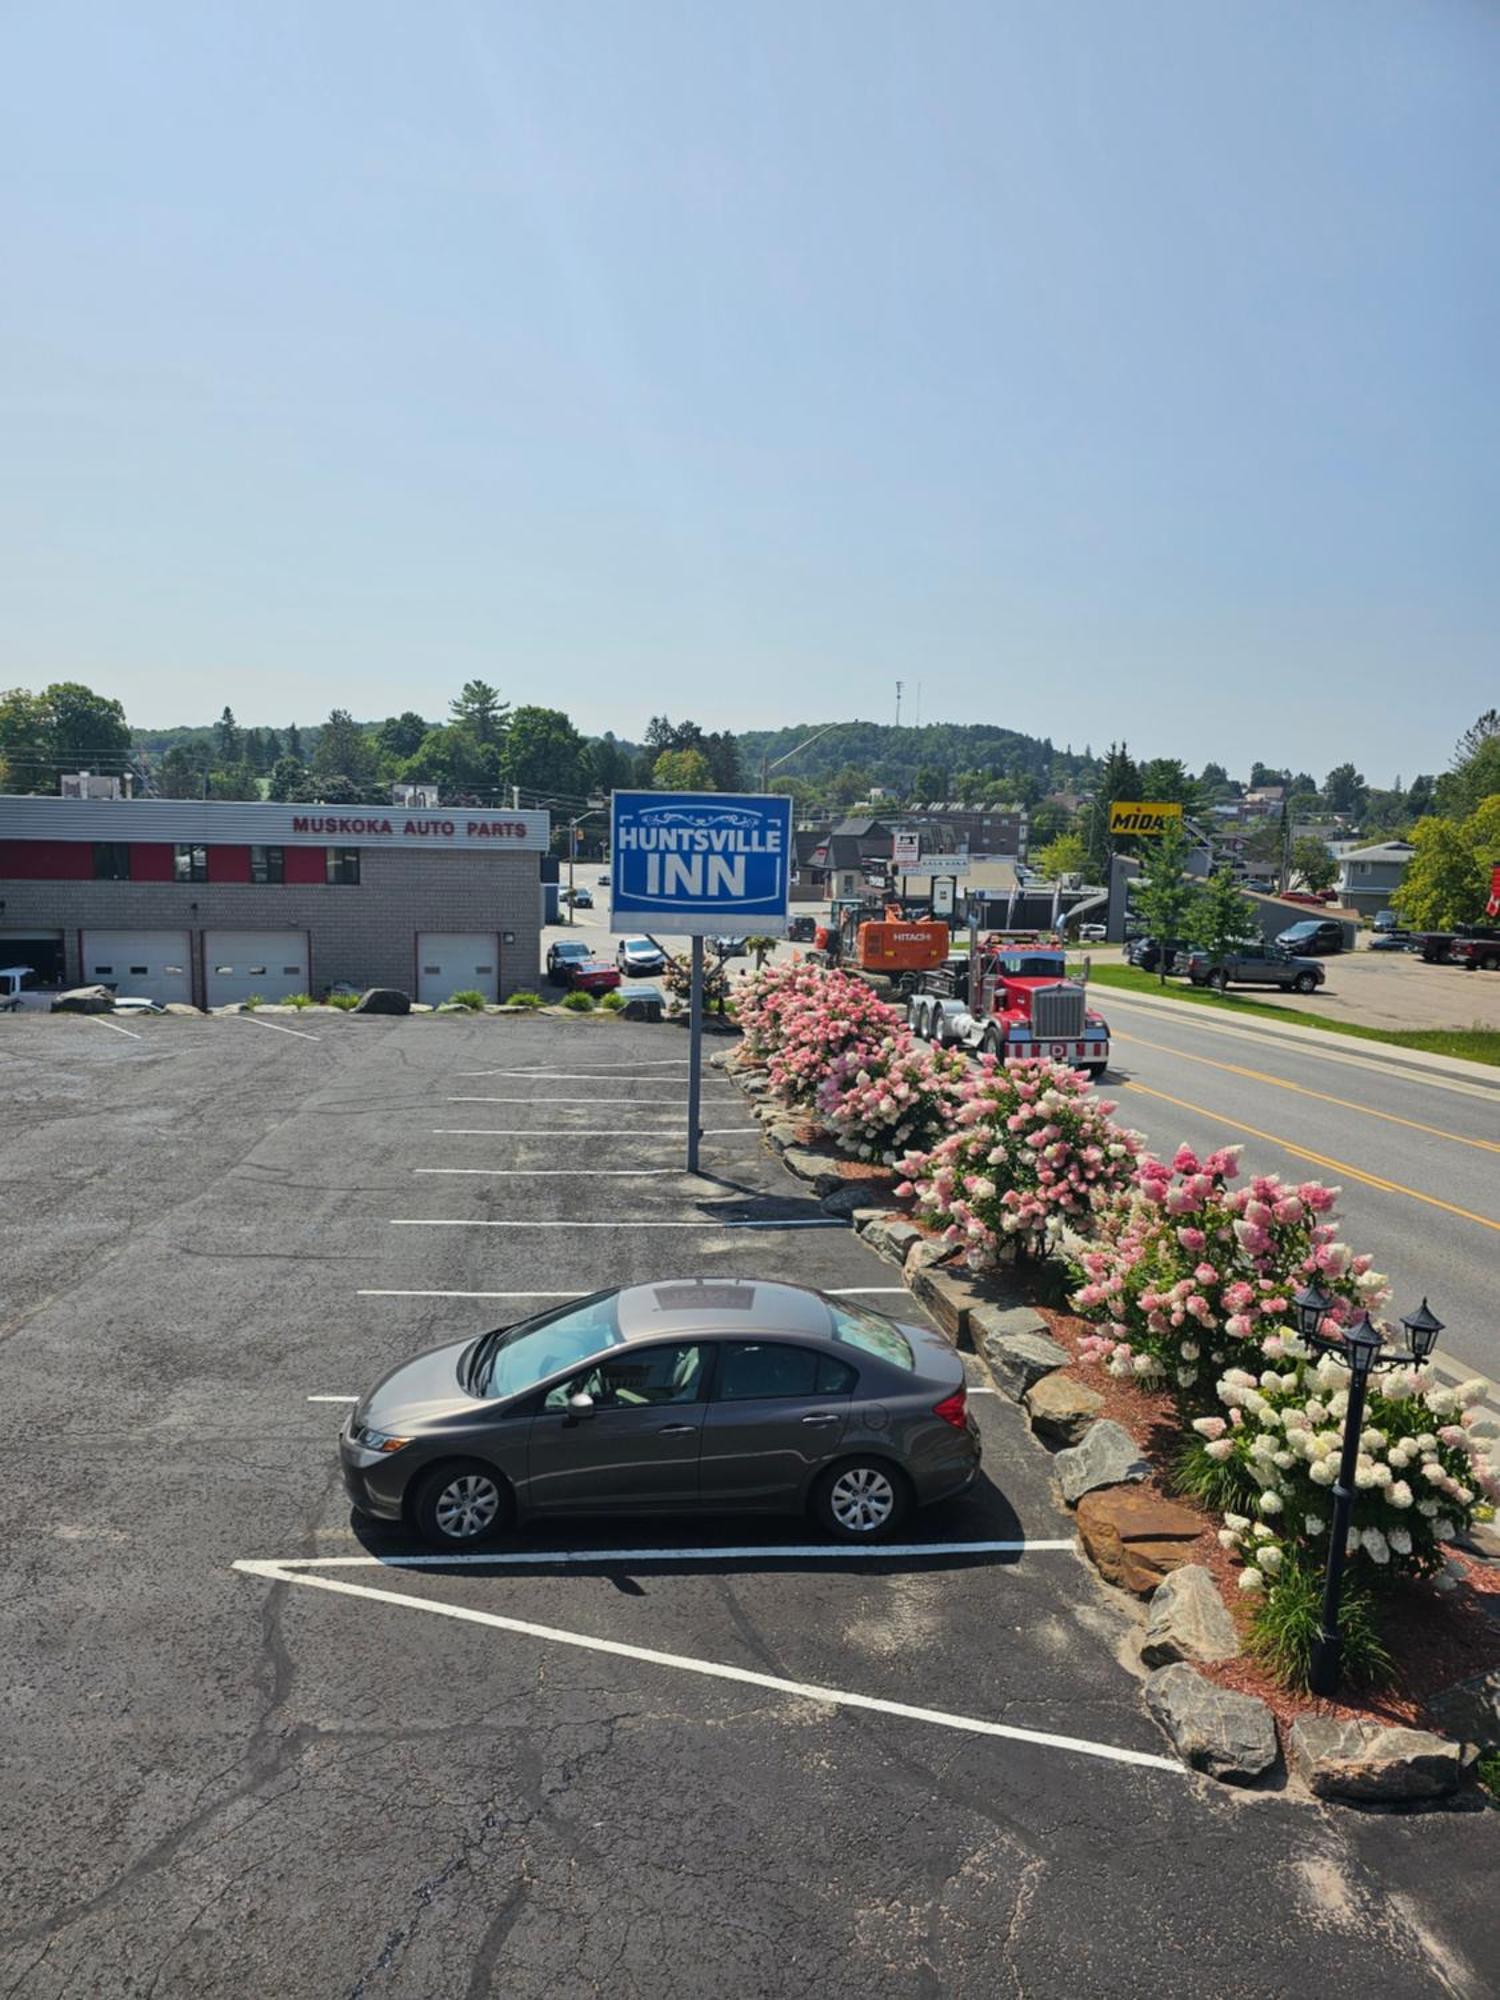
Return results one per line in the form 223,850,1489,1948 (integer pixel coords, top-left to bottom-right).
0,797,548,1007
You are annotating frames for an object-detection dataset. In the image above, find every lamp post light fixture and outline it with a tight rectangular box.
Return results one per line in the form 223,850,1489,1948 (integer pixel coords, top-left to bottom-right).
1291,1284,1445,1697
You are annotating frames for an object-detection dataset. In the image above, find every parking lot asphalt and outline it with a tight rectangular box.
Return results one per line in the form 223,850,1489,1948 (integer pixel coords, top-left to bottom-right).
3,1010,1499,1999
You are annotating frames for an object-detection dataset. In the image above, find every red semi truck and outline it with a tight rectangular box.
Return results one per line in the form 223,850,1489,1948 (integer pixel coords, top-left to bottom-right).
904,946,1111,1078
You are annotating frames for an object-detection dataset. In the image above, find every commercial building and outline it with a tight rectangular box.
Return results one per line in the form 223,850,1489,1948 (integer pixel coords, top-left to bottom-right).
0,796,548,1007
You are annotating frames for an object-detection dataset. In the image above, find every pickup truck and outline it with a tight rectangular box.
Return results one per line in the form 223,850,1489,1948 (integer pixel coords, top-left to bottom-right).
1411,925,1500,965
1452,932,1500,972
1184,943,1324,993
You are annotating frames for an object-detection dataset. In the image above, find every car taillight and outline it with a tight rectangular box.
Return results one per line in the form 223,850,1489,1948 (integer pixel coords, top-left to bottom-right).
933,1387,968,1430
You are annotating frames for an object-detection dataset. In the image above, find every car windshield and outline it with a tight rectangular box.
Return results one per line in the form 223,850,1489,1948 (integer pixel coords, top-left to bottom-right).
998,954,1066,978
555,942,588,957
827,1300,915,1370
476,1293,624,1397
624,938,654,951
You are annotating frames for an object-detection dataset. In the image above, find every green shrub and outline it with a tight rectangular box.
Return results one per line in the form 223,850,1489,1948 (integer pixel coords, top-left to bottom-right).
242,994,264,1011
561,990,596,1012
448,989,487,1011
507,990,544,1009
600,989,625,1012
284,993,315,1010
1247,1552,1393,1694
1172,1437,1261,1516
1477,1749,1500,1803
328,993,359,1011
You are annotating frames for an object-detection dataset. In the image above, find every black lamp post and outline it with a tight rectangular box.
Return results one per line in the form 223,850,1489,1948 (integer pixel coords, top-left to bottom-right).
1293,1284,1444,1697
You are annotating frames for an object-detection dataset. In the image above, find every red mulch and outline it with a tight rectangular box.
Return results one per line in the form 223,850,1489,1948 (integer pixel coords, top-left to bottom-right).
1034,1301,1500,1731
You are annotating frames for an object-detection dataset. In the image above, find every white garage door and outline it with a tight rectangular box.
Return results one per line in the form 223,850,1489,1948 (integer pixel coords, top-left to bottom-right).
203,930,309,1008
417,932,499,1006
81,930,193,1007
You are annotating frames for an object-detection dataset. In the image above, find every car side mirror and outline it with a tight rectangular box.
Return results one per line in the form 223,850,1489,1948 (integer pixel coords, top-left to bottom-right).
565,1392,595,1424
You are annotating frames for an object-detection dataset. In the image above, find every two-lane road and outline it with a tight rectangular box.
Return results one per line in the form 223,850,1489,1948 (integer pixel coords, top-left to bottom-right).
1095,989,1500,1395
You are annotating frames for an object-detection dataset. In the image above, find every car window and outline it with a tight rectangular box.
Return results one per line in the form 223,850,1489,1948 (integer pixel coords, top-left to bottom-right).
828,1302,915,1370
544,1342,705,1410
481,1294,623,1397
714,1342,855,1400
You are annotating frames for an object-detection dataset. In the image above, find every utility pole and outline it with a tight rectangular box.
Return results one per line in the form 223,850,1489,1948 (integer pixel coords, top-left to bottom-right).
895,680,903,728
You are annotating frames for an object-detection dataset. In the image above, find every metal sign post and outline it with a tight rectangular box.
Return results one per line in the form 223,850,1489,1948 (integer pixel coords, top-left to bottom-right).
610,790,793,1174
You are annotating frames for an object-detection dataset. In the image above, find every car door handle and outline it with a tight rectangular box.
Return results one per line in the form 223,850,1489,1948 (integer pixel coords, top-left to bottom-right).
800,1413,839,1426
656,1423,698,1436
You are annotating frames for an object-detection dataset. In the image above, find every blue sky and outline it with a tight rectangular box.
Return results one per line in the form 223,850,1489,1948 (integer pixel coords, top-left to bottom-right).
2,1,1494,781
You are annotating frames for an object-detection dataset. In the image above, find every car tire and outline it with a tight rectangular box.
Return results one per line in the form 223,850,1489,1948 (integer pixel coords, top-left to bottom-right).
1208,970,1228,992
981,1028,1001,1058
1293,972,1317,994
1483,955,1500,973
410,1461,513,1549
811,1458,912,1541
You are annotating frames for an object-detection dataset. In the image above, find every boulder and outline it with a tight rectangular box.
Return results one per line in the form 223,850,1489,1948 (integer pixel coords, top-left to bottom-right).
352,988,411,1015
765,1121,803,1154
1288,1719,1464,1802
739,1074,770,1097
1054,1421,1152,1508
1024,1372,1105,1447
904,1237,958,1276
163,1002,201,1016
1075,1486,1202,1594
1459,1519,1500,1563
1141,1566,1241,1667
858,1215,924,1268
1144,1665,1278,1783
979,1326,1070,1401
50,986,112,1014
908,1263,991,1344
821,1183,875,1218
1424,1668,1500,1752
969,1301,1051,1348
780,1148,845,1197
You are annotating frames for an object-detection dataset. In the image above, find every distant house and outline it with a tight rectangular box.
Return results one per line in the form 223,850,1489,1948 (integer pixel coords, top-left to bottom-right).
1337,840,1414,918
800,816,895,900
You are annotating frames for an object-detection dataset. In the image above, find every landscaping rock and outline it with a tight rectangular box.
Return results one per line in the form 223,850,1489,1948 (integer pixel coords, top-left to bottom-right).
352,988,410,1015
739,1074,770,1097
1144,1665,1277,1784
969,1301,1050,1348
1141,1566,1241,1668
163,1002,201,1016
1424,1668,1500,1751
1075,1485,1202,1592
904,1237,958,1276
858,1215,924,1268
1054,1421,1152,1507
978,1326,1070,1401
1287,1719,1464,1802
1023,1372,1104,1447
821,1183,874,1218
908,1263,991,1344
780,1148,845,1197
765,1121,803,1154
1459,1520,1500,1563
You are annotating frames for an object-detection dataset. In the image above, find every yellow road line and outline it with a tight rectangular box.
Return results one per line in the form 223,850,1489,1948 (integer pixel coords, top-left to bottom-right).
1113,1029,1500,1157
1117,1081,1500,1236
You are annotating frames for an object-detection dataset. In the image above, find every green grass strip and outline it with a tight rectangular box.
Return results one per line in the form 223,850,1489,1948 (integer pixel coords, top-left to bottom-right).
1074,963,1500,1069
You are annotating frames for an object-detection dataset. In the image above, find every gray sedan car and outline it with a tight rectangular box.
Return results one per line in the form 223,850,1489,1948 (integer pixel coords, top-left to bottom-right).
340,1280,980,1547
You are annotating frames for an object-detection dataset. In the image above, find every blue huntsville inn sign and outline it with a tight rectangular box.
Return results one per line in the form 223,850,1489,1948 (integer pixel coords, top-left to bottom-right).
609,792,793,936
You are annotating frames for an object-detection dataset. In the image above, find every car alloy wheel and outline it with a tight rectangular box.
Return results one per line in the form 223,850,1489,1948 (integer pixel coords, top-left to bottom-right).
828,1465,896,1534
433,1472,502,1541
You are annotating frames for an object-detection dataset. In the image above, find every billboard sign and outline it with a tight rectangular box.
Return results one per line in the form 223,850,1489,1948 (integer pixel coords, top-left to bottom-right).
1107,800,1183,837
893,830,921,869
610,791,793,936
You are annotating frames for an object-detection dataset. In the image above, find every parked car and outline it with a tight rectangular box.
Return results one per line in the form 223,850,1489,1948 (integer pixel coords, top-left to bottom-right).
1452,931,1500,972
596,873,610,886
1274,918,1345,956
616,935,667,977
709,935,749,960
560,886,593,910
110,996,169,1015
787,915,817,943
1371,909,1403,934
1127,936,1190,974
566,957,620,995
1367,930,1412,952
1185,943,1325,993
1077,922,1107,943
546,939,594,984
1280,890,1336,907
339,1280,980,1547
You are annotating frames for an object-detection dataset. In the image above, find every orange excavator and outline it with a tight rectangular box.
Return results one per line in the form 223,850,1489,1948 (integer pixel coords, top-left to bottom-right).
811,901,951,991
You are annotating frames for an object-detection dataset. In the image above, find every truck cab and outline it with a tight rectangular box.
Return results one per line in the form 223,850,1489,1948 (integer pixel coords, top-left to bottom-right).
0,966,46,1012
905,949,1111,1077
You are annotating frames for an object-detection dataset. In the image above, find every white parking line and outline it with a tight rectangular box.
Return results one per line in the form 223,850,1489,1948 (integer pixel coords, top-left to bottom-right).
85,1016,142,1039
391,1218,846,1230
240,1015,320,1041
307,1394,360,1402
415,1167,683,1177
357,1285,925,1300
262,1541,1077,1568
461,1061,692,1076
448,1096,730,1106
233,1558,1184,1776
432,1128,759,1137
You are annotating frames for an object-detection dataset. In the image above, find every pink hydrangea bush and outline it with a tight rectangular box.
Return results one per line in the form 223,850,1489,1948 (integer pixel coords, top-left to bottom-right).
816,1034,971,1164
736,960,837,1064
895,1057,1144,1266
764,970,903,1108
1070,1147,1387,1412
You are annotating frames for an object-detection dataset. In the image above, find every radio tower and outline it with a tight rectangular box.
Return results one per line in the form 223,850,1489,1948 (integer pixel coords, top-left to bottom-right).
895,680,903,728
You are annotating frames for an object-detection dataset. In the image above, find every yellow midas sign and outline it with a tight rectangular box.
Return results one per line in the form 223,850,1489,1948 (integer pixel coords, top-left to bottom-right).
1108,800,1183,836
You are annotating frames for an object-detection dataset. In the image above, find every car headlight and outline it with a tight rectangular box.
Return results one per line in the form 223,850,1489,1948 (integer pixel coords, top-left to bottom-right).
354,1425,411,1454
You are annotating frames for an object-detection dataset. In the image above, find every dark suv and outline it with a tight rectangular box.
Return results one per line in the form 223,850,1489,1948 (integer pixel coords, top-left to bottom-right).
1127,935,1190,974
1274,917,1345,956
1185,943,1324,993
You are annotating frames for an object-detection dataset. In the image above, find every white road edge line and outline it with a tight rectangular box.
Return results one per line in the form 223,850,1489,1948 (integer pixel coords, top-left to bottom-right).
232,1558,1183,1776
390,1218,846,1230
431,1128,758,1137
255,1541,1076,1568
86,1016,142,1039
239,1014,321,1041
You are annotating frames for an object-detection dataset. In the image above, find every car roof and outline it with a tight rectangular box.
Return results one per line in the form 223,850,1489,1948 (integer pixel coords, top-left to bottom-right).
614,1279,839,1342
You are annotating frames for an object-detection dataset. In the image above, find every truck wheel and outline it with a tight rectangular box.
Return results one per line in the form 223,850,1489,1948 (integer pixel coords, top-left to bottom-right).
1208,969,1228,992
1483,955,1500,973
1293,972,1317,994
910,1003,929,1041
981,1028,1001,1059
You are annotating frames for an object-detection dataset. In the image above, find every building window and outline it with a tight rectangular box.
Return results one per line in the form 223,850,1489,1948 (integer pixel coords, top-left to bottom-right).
250,845,285,884
173,844,209,882
326,847,360,885
92,843,131,881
